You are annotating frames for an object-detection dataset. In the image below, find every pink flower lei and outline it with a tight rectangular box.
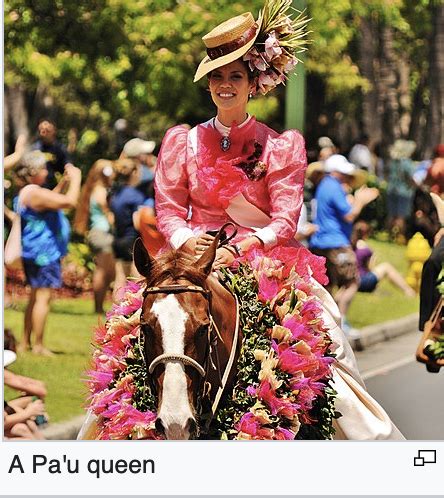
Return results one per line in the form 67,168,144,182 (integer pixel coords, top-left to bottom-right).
86,247,336,440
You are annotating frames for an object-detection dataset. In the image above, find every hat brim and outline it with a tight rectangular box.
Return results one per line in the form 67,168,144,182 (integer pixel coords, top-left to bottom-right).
4,349,17,367
193,17,262,83
141,141,156,154
350,169,368,189
430,192,444,224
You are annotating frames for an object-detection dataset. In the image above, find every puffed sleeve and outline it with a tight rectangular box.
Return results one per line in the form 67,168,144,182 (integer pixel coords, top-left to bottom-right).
255,130,306,247
154,125,194,248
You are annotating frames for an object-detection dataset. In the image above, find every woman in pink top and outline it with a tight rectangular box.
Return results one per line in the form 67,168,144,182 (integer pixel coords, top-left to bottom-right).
80,0,404,441
152,4,403,440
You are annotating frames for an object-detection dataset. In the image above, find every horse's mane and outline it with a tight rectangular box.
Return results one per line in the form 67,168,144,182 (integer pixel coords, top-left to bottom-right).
147,249,207,287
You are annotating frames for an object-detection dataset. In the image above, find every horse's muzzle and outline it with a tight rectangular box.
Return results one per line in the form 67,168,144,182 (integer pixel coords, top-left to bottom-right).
156,416,199,440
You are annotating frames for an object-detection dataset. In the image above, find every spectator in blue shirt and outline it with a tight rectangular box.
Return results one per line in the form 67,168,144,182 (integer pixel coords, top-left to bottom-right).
310,154,379,331
32,119,72,189
108,158,146,297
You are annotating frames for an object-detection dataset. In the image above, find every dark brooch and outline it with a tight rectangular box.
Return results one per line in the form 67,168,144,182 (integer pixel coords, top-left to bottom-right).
235,141,267,181
220,135,231,152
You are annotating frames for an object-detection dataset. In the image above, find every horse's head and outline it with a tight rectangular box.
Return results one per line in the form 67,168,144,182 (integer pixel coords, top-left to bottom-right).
134,236,220,440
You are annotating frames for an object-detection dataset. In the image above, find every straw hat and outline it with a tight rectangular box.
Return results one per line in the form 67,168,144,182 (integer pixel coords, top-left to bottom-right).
194,12,262,82
123,138,156,157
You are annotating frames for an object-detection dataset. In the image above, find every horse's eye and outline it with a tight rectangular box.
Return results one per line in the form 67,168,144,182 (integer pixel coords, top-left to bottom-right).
141,323,153,335
197,324,209,337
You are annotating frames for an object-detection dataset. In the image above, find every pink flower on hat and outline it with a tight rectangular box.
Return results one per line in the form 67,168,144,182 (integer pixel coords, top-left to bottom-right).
264,32,282,61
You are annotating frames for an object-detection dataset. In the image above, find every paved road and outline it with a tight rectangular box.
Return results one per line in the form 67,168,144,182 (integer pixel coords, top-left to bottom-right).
355,331,444,440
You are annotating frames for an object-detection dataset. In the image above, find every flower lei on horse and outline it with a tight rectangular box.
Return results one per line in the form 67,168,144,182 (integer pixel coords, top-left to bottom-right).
86,242,339,440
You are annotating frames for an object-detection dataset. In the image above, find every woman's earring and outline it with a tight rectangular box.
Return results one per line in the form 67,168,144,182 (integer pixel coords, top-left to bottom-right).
248,92,253,99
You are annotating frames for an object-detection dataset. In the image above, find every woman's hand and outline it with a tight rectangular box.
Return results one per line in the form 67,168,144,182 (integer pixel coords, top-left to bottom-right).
213,246,236,270
195,233,215,256
25,399,45,419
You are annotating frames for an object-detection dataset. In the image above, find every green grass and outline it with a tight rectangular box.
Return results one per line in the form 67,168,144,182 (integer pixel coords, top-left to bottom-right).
4,298,104,423
4,240,418,423
347,239,419,329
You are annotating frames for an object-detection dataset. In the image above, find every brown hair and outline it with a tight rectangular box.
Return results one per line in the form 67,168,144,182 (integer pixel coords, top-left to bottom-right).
207,58,256,83
73,159,114,235
351,220,371,248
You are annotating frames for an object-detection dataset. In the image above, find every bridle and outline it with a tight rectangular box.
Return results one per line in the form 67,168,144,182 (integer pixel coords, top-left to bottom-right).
140,281,239,433
142,283,215,381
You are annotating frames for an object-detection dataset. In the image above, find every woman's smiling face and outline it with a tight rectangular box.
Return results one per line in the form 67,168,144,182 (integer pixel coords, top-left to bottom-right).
208,60,255,112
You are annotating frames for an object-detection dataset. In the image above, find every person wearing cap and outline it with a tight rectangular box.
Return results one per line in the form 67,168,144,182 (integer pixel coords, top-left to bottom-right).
310,154,379,324
73,160,116,314
146,1,402,440
122,137,157,202
108,158,146,296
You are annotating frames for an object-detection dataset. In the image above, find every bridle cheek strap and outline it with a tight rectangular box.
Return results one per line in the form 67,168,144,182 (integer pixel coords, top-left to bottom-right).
149,353,206,377
144,284,211,380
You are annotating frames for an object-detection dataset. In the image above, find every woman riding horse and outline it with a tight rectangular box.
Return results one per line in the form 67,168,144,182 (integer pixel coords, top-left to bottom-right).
80,0,403,440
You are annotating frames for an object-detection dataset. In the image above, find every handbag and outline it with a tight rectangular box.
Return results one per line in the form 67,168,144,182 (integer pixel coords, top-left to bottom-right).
4,211,22,270
416,297,444,373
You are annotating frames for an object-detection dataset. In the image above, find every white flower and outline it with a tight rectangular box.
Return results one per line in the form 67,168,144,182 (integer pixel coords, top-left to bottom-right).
264,32,282,61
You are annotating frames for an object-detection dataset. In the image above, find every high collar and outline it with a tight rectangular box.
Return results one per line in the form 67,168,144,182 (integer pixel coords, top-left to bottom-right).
214,114,252,137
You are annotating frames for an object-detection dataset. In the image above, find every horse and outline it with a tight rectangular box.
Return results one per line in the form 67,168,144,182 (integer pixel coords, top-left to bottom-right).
133,232,240,439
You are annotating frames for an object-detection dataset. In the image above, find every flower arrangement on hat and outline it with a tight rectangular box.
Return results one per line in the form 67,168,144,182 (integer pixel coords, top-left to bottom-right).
194,0,310,95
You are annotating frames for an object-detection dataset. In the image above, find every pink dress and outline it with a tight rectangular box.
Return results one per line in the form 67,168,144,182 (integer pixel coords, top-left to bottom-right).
79,117,404,441
155,116,307,251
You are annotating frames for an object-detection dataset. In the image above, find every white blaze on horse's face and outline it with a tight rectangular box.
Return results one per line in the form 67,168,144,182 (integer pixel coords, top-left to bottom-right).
151,294,195,440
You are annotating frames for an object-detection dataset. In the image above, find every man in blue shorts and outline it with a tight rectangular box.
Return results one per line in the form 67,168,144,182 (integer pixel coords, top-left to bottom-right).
310,154,379,327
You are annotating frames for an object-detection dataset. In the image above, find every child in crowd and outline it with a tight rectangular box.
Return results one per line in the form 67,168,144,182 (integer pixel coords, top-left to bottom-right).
352,221,416,297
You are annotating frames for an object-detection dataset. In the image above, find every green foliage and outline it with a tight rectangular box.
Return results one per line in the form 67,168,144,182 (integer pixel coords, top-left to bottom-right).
4,0,437,158
65,241,95,272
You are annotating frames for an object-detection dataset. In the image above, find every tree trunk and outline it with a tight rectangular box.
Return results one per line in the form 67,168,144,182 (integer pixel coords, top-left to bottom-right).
378,24,400,154
409,72,427,154
424,1,444,156
5,85,30,142
359,16,382,143
398,58,411,137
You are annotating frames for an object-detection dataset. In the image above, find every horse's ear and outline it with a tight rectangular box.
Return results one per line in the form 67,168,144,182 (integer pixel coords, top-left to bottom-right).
133,238,154,278
195,232,221,276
